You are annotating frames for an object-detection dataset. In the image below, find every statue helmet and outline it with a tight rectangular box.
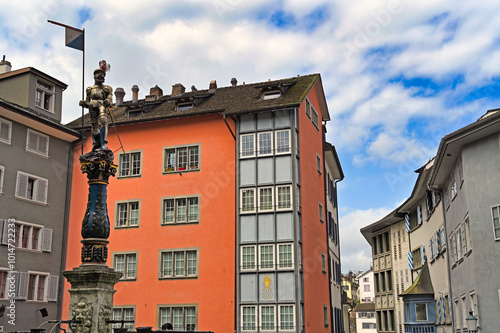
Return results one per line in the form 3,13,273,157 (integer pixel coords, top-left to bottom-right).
93,68,105,76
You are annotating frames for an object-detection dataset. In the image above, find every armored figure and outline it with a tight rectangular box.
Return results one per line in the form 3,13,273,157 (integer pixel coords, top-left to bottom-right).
79,68,113,151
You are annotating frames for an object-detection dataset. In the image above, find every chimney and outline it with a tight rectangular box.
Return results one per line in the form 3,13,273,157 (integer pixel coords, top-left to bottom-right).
149,85,163,98
171,83,185,96
0,55,12,74
231,78,237,86
115,87,125,106
209,80,217,92
132,85,139,104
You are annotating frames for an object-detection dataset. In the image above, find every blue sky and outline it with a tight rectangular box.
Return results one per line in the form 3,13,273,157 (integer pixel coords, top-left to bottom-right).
2,0,500,272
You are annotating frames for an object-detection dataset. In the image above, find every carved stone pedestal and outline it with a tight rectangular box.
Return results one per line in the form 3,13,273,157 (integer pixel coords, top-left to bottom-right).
63,265,123,333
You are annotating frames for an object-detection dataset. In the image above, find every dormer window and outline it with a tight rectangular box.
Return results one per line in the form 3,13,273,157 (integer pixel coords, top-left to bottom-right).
128,109,142,118
35,79,55,113
178,102,193,111
263,90,281,100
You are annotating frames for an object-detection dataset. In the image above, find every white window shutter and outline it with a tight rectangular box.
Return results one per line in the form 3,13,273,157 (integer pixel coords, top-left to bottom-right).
461,224,467,254
16,272,29,300
36,178,48,203
39,135,49,155
47,275,59,302
16,172,28,199
417,205,422,224
0,219,8,245
27,131,37,151
42,228,52,252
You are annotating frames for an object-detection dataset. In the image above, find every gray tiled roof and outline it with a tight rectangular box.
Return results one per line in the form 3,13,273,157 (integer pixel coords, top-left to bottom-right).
66,74,320,129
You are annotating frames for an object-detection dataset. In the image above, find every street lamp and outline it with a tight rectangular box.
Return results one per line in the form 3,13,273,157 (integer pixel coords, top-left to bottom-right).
466,309,478,333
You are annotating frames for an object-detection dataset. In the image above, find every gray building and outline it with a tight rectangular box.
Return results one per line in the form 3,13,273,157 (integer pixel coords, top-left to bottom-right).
0,58,78,330
428,108,500,333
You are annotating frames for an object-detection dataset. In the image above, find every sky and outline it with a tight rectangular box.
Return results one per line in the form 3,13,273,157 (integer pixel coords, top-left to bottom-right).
2,0,500,273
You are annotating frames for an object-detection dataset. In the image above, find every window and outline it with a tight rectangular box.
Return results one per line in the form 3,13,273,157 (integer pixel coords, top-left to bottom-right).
241,134,256,158
113,307,135,330
463,217,471,254
160,249,198,278
491,205,500,240
241,189,256,213
323,305,329,327
275,130,290,154
0,117,12,144
450,176,457,199
164,144,200,173
321,253,326,273
258,132,273,156
319,202,324,223
316,154,322,174
118,151,142,177
159,306,196,331
362,323,376,329
263,90,281,100
258,187,274,211
35,79,55,112
115,200,140,228
0,269,7,299
311,107,319,129
27,272,49,301
162,196,199,224
417,205,423,224
259,245,275,270
177,102,193,111
26,129,49,157
279,305,295,330
242,306,257,331
15,171,48,204
455,227,463,261
260,305,276,331
0,165,4,194
278,244,293,269
241,246,256,271
305,99,311,118
415,303,427,321
276,185,292,210
113,252,138,280
364,285,371,292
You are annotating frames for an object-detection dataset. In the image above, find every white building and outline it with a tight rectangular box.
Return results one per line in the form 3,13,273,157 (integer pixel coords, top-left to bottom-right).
357,269,374,303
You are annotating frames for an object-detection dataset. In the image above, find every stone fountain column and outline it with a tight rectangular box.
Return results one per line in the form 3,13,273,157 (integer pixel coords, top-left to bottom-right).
63,150,122,333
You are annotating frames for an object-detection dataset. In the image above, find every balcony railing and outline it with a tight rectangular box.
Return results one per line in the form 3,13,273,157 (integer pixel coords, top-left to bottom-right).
404,324,436,333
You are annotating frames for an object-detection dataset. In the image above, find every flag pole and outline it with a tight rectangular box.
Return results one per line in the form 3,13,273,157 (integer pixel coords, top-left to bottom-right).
81,28,85,155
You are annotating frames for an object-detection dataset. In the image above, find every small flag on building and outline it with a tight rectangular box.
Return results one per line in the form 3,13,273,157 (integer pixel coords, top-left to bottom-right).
48,20,84,51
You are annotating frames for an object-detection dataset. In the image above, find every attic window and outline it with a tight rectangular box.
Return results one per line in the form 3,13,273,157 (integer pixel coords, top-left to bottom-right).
177,102,193,111
35,79,55,113
263,90,281,100
128,110,142,118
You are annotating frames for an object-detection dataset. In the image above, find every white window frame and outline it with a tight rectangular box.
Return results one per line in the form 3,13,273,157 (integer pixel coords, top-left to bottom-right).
35,79,55,113
159,248,199,279
275,130,291,155
277,243,294,270
0,165,4,194
240,133,256,158
263,90,281,100
118,150,142,178
163,144,200,173
259,244,275,271
26,271,49,302
15,171,48,204
276,185,292,211
257,131,273,156
278,304,295,331
26,129,49,157
112,306,136,330
311,106,319,130
162,195,200,225
158,305,197,331
115,200,141,228
260,305,276,331
241,245,257,271
112,251,138,280
0,268,10,300
241,188,256,213
305,99,311,119
241,305,258,331
258,187,274,212
12,221,47,251
415,303,428,321
0,117,12,145
491,204,500,240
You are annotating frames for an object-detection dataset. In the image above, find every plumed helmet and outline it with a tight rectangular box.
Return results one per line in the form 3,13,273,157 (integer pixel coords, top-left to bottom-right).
93,68,105,75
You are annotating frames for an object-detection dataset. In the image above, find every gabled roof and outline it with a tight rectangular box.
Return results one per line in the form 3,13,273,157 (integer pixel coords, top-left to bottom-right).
324,142,344,181
354,302,375,312
400,262,434,296
360,209,405,244
0,67,67,88
429,108,500,189
66,74,326,128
